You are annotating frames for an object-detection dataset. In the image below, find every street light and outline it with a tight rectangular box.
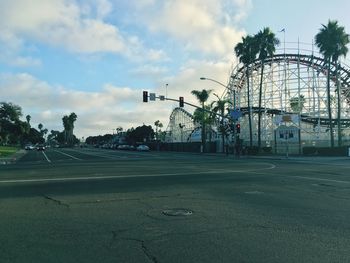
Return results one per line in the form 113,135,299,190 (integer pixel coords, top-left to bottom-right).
200,77,235,108
200,76,238,154
200,77,227,88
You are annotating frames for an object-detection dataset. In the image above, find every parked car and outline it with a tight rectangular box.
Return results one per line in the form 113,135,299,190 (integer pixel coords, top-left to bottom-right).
136,145,150,151
25,144,35,150
117,145,129,150
36,145,46,151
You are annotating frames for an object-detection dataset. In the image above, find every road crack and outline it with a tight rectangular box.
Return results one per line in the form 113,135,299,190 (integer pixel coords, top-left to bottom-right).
124,238,159,263
43,195,70,208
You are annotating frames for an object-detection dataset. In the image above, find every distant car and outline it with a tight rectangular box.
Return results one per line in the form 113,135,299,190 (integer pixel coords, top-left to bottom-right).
117,145,130,150
25,145,35,150
36,145,46,151
136,145,150,151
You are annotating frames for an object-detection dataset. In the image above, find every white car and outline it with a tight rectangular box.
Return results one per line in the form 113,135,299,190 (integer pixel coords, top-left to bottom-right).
136,145,150,151
24,145,35,150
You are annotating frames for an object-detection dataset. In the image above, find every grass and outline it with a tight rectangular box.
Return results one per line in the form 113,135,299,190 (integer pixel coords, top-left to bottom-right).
0,146,19,158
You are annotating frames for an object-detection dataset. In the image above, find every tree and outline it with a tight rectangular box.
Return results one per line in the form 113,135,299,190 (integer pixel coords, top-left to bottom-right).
116,126,123,134
38,123,43,132
290,95,305,113
192,105,215,143
26,115,31,125
235,35,258,147
62,112,78,145
154,120,163,140
211,94,232,153
191,89,212,152
126,125,154,144
255,28,280,150
315,20,349,147
0,102,23,144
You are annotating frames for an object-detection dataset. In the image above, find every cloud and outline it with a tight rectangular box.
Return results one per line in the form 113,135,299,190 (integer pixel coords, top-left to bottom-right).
0,0,125,53
0,56,234,137
129,0,248,56
0,0,168,62
0,73,172,137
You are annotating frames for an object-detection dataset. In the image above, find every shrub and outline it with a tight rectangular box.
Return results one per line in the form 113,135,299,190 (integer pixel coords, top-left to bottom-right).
303,147,317,155
262,147,272,153
247,146,259,155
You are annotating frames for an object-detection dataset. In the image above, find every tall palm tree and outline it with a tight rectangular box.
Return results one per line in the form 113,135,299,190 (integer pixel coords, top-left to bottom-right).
234,35,258,147
116,126,123,134
68,112,77,144
211,94,232,153
255,28,280,150
315,20,349,147
62,115,70,144
26,115,31,125
191,89,212,152
154,120,163,140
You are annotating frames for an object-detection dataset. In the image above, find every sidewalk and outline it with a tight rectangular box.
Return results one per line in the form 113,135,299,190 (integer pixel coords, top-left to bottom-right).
247,154,350,162
0,149,26,164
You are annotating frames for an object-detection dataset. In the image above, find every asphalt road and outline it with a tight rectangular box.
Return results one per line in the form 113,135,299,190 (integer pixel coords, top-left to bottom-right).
1,147,350,263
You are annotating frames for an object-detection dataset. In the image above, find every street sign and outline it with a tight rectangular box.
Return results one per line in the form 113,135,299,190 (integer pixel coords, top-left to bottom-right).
276,125,299,142
230,109,242,120
149,93,156,101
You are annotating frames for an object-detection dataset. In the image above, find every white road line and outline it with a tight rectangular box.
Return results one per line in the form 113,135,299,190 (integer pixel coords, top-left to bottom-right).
54,150,82,161
67,150,120,159
291,175,350,184
0,163,277,184
42,151,51,163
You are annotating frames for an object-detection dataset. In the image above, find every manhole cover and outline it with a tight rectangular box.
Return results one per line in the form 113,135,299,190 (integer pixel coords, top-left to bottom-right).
162,208,193,217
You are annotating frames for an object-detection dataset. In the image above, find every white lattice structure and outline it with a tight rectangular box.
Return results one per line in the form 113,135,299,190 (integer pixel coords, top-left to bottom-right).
224,42,350,148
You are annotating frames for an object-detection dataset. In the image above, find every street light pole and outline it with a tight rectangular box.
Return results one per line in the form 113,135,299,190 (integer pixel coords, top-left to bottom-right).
200,77,237,154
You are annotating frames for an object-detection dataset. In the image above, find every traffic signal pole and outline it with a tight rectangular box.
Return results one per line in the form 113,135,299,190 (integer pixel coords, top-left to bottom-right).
143,92,239,154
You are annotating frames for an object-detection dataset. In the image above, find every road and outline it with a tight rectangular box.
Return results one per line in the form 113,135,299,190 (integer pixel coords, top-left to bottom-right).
1,147,350,263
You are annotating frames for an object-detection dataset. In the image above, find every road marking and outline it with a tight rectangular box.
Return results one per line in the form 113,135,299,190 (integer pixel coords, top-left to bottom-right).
291,175,350,184
67,150,120,159
54,150,82,161
0,163,276,184
42,151,51,163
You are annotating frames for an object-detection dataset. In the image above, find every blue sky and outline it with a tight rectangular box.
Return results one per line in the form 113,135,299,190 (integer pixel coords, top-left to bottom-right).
1,0,349,138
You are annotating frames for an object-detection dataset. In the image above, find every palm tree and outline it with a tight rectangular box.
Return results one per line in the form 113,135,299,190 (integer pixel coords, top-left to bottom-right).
154,120,163,140
235,35,258,147
315,20,349,147
191,89,212,152
62,115,70,144
290,95,306,113
26,115,31,125
255,28,280,150
211,94,232,153
66,113,78,144
116,126,123,134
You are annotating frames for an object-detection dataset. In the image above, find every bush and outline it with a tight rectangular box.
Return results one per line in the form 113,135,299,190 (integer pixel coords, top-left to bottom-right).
303,147,317,155
303,146,348,156
247,146,259,155
317,146,347,156
262,147,272,153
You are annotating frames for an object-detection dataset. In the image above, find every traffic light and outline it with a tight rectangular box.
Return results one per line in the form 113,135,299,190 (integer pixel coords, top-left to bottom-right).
143,91,148,102
179,96,184,107
236,123,240,133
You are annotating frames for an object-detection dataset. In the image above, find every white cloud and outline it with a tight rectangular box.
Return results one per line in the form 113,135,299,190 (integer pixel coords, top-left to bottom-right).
0,56,234,137
0,0,125,54
232,0,252,22
129,0,247,56
0,73,171,137
0,0,168,61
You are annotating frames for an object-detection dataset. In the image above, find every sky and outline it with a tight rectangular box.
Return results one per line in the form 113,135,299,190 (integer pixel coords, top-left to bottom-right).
1,0,350,139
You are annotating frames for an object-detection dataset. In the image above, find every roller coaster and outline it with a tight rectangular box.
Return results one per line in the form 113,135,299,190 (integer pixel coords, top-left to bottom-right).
167,42,350,149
